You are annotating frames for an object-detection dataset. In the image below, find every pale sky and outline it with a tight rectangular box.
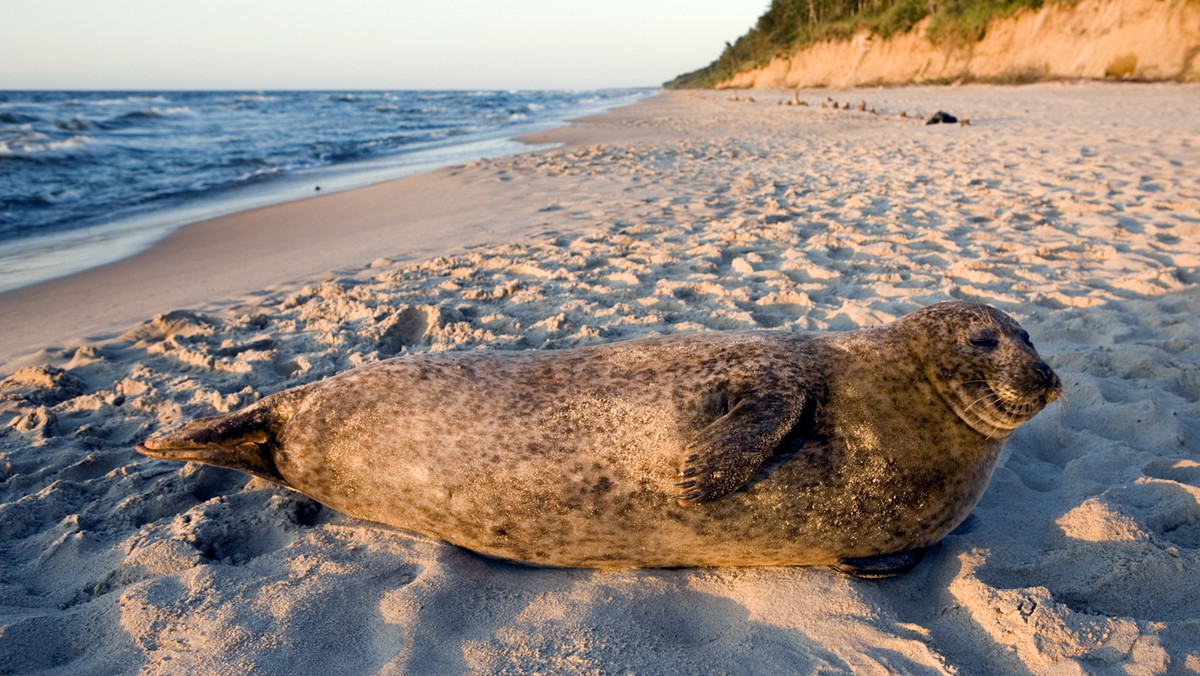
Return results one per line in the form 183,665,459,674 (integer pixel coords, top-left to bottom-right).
0,0,768,90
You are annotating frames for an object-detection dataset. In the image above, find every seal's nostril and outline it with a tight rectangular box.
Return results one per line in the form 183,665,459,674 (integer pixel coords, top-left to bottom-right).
1032,361,1056,383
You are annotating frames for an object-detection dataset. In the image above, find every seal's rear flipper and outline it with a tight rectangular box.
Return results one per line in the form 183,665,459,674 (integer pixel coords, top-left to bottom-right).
136,392,299,487
831,547,930,578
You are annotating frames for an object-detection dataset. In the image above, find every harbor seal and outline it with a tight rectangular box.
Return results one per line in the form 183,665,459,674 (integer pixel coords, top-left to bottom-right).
137,301,1060,575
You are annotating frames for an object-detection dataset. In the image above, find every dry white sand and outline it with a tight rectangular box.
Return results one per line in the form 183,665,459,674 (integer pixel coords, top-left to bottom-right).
2,82,1199,674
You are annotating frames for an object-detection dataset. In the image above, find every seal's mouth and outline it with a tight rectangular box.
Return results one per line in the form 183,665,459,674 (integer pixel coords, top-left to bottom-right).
941,359,1060,438
981,361,1061,426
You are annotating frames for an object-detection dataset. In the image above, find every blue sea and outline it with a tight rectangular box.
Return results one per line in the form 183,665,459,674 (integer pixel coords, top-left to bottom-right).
0,89,650,293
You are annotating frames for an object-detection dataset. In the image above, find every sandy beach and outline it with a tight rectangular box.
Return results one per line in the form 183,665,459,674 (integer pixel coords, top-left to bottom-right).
2,82,1199,674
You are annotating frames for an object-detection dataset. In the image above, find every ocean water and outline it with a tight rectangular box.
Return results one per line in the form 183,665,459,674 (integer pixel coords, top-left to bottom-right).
0,89,650,293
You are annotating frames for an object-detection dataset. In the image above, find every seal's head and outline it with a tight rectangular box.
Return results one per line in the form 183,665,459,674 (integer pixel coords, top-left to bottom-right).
898,301,1061,438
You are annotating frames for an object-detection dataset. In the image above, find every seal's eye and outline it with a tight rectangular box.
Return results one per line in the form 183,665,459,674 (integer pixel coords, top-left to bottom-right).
969,331,999,351
1016,329,1033,347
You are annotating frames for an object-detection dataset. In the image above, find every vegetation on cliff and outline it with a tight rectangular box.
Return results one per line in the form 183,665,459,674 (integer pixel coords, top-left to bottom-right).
666,0,1053,88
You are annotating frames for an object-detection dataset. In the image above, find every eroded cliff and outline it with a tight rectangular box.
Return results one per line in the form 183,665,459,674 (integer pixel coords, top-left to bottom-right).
716,0,1199,88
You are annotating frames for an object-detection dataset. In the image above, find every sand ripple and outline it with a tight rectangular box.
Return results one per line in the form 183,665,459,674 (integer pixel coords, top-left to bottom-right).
2,83,1199,674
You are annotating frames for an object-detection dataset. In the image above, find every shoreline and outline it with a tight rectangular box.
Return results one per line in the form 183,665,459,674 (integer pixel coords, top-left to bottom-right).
0,133,555,296
0,96,657,374
0,88,652,296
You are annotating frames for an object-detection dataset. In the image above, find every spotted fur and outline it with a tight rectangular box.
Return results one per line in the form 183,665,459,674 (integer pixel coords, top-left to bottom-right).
139,301,1060,569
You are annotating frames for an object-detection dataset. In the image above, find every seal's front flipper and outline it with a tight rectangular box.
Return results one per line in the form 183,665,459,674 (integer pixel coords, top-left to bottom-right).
831,547,930,578
136,391,300,487
676,392,810,505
